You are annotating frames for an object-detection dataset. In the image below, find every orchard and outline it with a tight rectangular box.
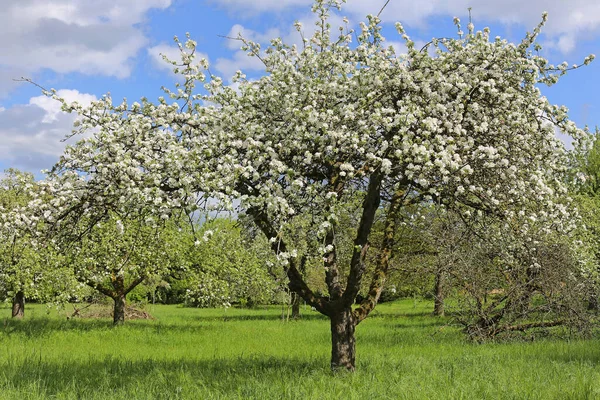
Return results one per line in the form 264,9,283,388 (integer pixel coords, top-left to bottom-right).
1,0,598,384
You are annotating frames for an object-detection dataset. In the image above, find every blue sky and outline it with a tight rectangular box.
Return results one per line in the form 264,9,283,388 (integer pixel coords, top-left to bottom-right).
0,0,598,176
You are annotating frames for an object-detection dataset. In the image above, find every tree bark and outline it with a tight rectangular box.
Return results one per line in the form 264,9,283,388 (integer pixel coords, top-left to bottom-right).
113,294,126,325
330,307,357,371
433,269,445,317
11,290,25,319
291,292,301,319
588,294,599,311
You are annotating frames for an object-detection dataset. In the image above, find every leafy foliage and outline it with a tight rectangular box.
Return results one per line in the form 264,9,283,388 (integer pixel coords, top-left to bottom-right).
184,219,278,308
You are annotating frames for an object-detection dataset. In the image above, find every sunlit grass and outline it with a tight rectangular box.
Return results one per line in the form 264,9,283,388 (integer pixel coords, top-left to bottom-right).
0,300,599,399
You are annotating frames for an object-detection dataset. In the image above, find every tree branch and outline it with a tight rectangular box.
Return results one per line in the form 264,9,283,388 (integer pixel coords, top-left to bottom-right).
341,172,382,307
353,186,403,323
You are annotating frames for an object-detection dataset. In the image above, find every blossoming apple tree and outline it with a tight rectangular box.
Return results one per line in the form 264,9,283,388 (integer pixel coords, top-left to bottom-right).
63,212,184,325
0,169,78,317
22,0,592,370
192,1,590,370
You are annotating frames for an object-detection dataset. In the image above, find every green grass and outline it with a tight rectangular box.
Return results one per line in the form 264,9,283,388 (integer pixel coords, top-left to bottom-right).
0,300,599,399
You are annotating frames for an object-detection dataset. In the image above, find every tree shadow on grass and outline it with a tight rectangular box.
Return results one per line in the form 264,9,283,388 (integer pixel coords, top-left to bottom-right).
183,312,328,323
1,355,330,398
0,317,245,338
367,310,450,319
0,313,330,338
533,344,600,365
1,316,114,337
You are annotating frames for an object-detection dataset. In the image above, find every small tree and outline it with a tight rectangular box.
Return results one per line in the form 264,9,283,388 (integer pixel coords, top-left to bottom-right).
0,169,73,318
64,213,182,325
448,218,592,340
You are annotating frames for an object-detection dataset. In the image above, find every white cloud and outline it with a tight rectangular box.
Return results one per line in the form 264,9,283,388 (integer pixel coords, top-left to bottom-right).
208,0,311,15
147,43,181,71
147,43,186,73
213,23,283,79
0,67,28,99
347,0,600,55
214,12,347,79
0,0,173,97
215,50,266,79
555,125,575,150
224,24,281,50
556,35,577,54
0,90,97,172
29,89,97,123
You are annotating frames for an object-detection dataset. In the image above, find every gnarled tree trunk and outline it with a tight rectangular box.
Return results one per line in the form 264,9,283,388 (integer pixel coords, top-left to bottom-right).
291,292,301,319
112,293,126,325
11,290,25,318
330,307,357,371
245,175,401,373
588,294,599,311
83,273,146,325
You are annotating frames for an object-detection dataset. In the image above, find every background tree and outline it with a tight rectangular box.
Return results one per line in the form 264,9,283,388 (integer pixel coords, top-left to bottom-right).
63,212,183,325
183,218,278,308
447,217,592,340
569,129,600,310
0,169,75,318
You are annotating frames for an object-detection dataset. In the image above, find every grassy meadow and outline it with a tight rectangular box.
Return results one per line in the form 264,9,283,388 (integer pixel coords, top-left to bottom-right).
0,299,599,399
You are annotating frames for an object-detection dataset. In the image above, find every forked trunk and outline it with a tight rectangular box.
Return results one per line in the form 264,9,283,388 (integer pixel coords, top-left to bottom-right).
330,307,357,371
11,290,25,319
433,269,445,317
291,292,301,319
113,294,126,325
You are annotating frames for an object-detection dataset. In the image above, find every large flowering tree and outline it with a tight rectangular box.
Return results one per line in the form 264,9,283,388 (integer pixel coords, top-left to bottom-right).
192,2,590,370
22,0,592,370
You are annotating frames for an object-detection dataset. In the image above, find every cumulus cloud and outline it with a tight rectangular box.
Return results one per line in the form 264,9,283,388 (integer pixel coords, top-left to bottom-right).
347,0,600,54
208,0,311,15
29,90,97,123
223,24,281,50
0,0,172,97
212,24,283,79
215,50,266,80
147,44,186,73
0,90,96,173
0,67,27,99
214,12,348,79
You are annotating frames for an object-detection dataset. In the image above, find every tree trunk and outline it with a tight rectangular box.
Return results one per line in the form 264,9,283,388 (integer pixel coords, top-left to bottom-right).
433,269,445,317
291,292,301,319
588,294,599,311
330,308,357,371
113,294,126,325
11,290,25,319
